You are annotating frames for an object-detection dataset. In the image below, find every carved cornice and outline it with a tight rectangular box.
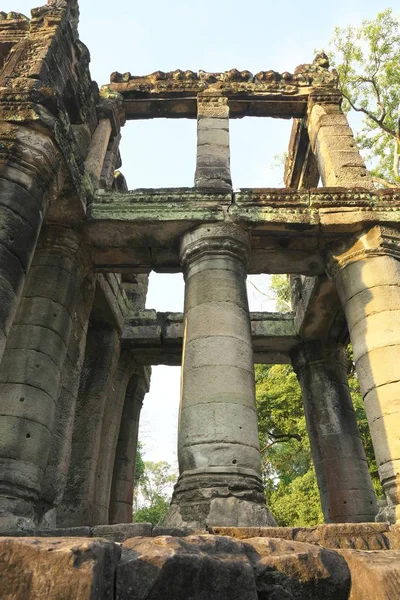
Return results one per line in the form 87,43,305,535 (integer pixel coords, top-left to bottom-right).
104,55,339,120
108,54,338,92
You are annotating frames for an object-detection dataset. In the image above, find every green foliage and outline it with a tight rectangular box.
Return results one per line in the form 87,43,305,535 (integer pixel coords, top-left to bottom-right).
256,363,322,526
270,274,291,312
256,360,382,527
269,469,324,527
134,441,146,487
255,275,382,526
133,497,171,525
133,460,177,525
328,9,400,184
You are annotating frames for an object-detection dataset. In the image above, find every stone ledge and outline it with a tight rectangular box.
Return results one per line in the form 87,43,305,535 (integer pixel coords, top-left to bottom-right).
210,522,396,551
2,522,400,550
2,531,400,598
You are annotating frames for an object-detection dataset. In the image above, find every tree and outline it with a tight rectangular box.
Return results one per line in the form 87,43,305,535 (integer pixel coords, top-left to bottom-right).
133,460,177,525
328,9,400,186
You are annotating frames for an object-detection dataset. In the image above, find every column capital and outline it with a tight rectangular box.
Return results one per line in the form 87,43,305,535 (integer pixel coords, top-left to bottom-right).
197,93,229,118
0,123,64,203
326,225,400,279
180,223,251,270
307,89,342,115
291,338,348,376
35,225,94,276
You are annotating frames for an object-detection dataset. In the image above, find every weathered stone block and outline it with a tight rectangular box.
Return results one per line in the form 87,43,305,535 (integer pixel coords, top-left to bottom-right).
338,549,400,599
116,535,350,600
92,522,153,542
317,523,390,551
0,537,120,599
246,536,350,599
210,524,391,550
197,127,229,147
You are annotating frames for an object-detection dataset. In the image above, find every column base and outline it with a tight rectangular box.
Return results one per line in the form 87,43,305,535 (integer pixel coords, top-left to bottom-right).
163,469,276,530
376,498,400,524
0,488,38,532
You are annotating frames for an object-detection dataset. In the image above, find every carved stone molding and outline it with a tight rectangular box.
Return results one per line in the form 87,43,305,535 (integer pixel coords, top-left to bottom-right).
108,53,338,91
180,224,251,270
326,225,400,278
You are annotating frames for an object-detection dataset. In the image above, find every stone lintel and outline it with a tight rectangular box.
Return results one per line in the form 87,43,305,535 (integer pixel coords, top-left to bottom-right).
122,310,299,365
87,188,400,273
291,274,347,342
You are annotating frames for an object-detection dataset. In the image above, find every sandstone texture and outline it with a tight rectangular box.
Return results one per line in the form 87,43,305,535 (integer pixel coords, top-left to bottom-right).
1,530,400,598
0,537,120,599
117,534,350,600
2,1,400,598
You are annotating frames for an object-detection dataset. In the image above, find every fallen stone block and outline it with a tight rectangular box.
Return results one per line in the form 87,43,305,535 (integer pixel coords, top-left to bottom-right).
244,536,350,600
338,549,400,599
117,534,257,600
0,537,120,599
116,534,350,599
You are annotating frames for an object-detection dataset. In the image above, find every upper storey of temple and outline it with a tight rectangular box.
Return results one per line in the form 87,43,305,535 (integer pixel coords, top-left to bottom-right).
103,54,340,120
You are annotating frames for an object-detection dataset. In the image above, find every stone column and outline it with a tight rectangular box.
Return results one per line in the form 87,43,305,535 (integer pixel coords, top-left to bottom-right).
0,226,82,529
109,368,150,524
306,93,373,188
164,223,275,529
328,226,400,523
194,93,232,189
58,324,120,527
94,350,138,524
40,271,96,525
0,124,62,360
291,339,377,523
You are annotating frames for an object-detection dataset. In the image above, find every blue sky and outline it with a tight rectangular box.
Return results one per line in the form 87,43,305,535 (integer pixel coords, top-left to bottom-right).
9,0,396,466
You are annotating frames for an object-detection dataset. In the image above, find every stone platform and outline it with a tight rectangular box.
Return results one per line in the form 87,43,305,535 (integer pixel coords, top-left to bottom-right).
1,523,400,599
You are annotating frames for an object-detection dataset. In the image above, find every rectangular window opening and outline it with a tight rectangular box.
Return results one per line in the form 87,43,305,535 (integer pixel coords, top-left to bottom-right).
229,117,293,189
120,119,197,189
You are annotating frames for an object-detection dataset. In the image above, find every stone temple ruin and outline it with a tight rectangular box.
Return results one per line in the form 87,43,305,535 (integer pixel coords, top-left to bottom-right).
0,1,400,598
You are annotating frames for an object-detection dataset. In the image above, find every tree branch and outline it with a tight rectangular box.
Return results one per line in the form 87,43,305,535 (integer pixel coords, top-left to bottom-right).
372,176,399,188
341,90,397,138
260,431,302,453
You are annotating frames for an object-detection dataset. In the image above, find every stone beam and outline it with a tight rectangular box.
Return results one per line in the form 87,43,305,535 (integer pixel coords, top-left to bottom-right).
122,310,299,365
86,188,400,274
291,275,347,342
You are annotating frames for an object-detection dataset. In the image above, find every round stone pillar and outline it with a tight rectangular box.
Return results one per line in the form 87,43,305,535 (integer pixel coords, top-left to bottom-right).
329,227,400,522
0,226,82,530
109,368,150,525
164,223,275,529
291,340,377,523
0,124,63,362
